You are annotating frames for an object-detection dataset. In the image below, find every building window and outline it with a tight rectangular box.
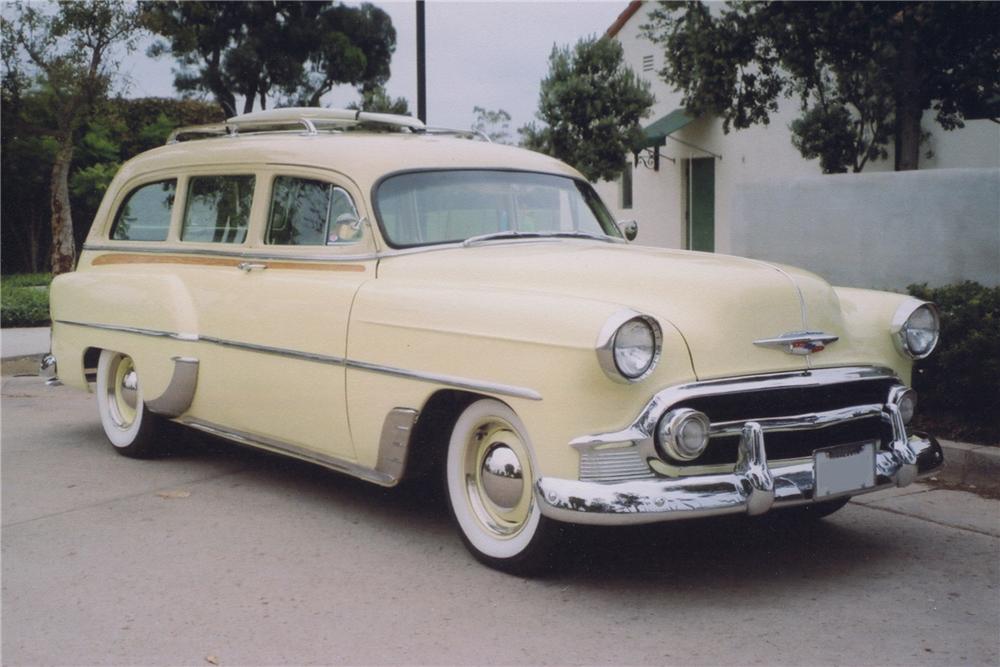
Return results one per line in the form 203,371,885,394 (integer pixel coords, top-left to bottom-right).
642,54,654,72
620,165,633,210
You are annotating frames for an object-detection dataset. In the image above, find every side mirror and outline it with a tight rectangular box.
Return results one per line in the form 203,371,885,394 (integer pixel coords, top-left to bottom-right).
617,219,638,242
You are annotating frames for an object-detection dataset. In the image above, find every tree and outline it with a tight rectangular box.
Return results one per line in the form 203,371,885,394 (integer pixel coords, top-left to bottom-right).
347,85,410,116
142,2,396,117
2,0,144,274
0,95,220,274
642,2,1000,173
521,37,654,182
472,106,512,144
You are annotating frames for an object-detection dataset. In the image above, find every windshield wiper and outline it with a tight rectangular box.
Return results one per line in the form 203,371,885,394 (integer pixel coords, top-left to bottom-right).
462,231,546,247
462,230,622,247
549,231,623,243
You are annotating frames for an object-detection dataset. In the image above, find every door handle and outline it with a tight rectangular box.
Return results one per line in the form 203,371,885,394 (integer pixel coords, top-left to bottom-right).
237,262,268,272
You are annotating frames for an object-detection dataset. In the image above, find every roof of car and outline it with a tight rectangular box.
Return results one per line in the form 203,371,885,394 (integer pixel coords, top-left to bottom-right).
114,132,582,189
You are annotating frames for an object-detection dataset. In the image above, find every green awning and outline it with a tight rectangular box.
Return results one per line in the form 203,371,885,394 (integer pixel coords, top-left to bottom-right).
636,108,695,150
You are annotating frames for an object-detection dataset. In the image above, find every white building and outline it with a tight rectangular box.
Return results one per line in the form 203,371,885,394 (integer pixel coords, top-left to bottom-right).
594,1,1000,257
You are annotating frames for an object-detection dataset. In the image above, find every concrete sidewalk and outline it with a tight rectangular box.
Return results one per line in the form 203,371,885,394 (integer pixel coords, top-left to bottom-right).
0,327,49,359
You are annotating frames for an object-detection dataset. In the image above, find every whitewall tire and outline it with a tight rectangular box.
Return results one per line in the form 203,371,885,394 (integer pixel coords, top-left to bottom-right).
445,398,561,574
96,349,166,458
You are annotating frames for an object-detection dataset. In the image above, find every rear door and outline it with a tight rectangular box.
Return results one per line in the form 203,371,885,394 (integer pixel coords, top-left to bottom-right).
177,166,375,461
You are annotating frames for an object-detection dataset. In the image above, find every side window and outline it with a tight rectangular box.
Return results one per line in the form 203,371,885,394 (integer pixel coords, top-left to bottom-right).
181,175,255,243
110,180,176,241
267,176,360,246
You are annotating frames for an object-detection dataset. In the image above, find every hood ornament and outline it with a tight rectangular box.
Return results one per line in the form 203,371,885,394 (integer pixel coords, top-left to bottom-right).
754,331,839,356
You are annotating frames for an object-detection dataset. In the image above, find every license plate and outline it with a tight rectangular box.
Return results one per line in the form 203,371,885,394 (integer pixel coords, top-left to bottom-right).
814,441,876,498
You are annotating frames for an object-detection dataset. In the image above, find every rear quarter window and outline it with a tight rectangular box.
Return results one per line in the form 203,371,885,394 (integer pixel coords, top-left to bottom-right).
109,180,177,241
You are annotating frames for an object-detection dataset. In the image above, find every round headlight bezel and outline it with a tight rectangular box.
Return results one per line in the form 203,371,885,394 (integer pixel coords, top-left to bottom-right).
891,299,940,360
596,310,663,383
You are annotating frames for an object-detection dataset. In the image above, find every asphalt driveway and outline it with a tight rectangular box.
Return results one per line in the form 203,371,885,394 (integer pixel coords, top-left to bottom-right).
3,375,998,666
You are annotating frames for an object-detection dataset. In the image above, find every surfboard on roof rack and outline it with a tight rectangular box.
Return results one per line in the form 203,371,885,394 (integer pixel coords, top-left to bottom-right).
166,107,489,144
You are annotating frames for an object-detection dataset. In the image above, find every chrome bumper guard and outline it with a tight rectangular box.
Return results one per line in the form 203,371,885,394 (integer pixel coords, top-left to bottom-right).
39,353,61,386
536,411,943,526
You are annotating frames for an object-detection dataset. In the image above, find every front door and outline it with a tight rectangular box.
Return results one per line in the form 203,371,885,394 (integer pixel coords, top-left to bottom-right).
686,157,715,252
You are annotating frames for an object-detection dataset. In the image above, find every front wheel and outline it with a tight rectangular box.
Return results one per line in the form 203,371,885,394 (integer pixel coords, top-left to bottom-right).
444,399,561,575
96,349,168,458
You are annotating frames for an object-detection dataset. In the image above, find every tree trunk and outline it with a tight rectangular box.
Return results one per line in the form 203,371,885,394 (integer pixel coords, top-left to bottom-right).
49,142,76,275
894,7,922,171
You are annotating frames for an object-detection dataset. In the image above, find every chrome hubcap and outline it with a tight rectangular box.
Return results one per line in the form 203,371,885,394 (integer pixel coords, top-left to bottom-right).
106,354,138,429
120,370,139,410
480,444,524,511
463,419,533,538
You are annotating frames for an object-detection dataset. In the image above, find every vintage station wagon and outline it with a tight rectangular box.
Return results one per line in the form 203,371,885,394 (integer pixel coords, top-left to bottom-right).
44,108,944,573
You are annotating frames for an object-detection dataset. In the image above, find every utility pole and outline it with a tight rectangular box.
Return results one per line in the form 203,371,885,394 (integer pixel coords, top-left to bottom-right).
416,0,426,123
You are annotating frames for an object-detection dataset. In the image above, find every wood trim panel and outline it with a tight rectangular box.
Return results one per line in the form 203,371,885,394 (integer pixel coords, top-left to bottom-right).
91,253,366,272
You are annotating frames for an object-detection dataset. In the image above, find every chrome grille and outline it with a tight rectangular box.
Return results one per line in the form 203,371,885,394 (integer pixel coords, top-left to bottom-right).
579,445,654,483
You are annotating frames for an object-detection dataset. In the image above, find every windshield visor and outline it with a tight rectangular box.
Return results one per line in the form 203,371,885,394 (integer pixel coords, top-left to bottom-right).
374,170,620,248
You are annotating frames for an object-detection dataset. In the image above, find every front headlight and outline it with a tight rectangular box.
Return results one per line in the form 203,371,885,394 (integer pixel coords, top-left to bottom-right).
596,310,662,382
891,299,940,359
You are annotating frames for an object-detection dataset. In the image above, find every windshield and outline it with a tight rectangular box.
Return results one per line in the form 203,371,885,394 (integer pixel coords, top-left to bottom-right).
374,170,621,248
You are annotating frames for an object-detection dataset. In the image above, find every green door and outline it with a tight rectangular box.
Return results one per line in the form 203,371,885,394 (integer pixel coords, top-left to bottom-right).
688,157,715,252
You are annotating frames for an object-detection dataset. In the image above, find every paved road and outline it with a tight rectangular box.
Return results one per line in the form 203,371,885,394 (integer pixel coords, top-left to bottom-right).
3,375,998,666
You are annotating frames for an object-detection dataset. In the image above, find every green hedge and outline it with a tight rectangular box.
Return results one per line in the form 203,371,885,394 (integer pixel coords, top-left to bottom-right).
908,281,1000,444
1,273,51,327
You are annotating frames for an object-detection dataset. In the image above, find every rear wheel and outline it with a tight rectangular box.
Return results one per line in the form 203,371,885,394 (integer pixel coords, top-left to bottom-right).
96,349,168,458
444,399,561,575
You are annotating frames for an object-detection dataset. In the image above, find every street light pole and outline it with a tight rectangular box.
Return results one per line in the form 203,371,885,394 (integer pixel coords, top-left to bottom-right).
416,0,426,123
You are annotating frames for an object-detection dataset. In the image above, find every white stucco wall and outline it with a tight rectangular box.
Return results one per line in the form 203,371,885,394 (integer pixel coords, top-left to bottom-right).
729,168,1000,289
595,4,1000,256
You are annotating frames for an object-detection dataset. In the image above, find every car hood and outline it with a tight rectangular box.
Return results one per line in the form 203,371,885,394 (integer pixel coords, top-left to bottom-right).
377,240,849,379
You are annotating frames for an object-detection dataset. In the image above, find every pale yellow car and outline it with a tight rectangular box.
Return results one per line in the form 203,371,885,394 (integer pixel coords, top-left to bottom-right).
44,108,944,574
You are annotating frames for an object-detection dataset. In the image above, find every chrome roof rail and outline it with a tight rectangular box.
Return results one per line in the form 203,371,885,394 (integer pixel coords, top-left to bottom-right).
166,107,430,144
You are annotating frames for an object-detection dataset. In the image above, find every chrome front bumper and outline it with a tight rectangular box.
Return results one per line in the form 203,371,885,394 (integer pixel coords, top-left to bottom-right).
535,425,943,526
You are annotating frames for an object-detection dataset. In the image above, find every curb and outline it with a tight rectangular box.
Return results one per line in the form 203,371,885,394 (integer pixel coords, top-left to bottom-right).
934,439,1000,492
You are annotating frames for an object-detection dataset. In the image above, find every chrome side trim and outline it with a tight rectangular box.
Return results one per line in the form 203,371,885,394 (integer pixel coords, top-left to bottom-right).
197,334,346,366
82,243,380,263
145,357,200,418
56,320,542,401
570,366,898,449
180,417,397,487
344,359,542,401
376,408,419,484
55,319,199,342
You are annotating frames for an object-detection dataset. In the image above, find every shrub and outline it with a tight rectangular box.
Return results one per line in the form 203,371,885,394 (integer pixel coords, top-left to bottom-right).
1,274,51,327
2,273,53,288
908,281,1000,444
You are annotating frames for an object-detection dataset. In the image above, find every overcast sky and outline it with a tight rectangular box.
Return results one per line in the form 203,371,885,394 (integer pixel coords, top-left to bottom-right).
121,1,629,135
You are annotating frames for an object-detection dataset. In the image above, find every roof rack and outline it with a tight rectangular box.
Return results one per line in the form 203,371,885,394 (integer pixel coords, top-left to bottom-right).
166,107,491,144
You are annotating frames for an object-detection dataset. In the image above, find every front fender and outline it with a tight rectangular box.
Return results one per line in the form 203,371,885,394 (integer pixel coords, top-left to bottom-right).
345,280,696,478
